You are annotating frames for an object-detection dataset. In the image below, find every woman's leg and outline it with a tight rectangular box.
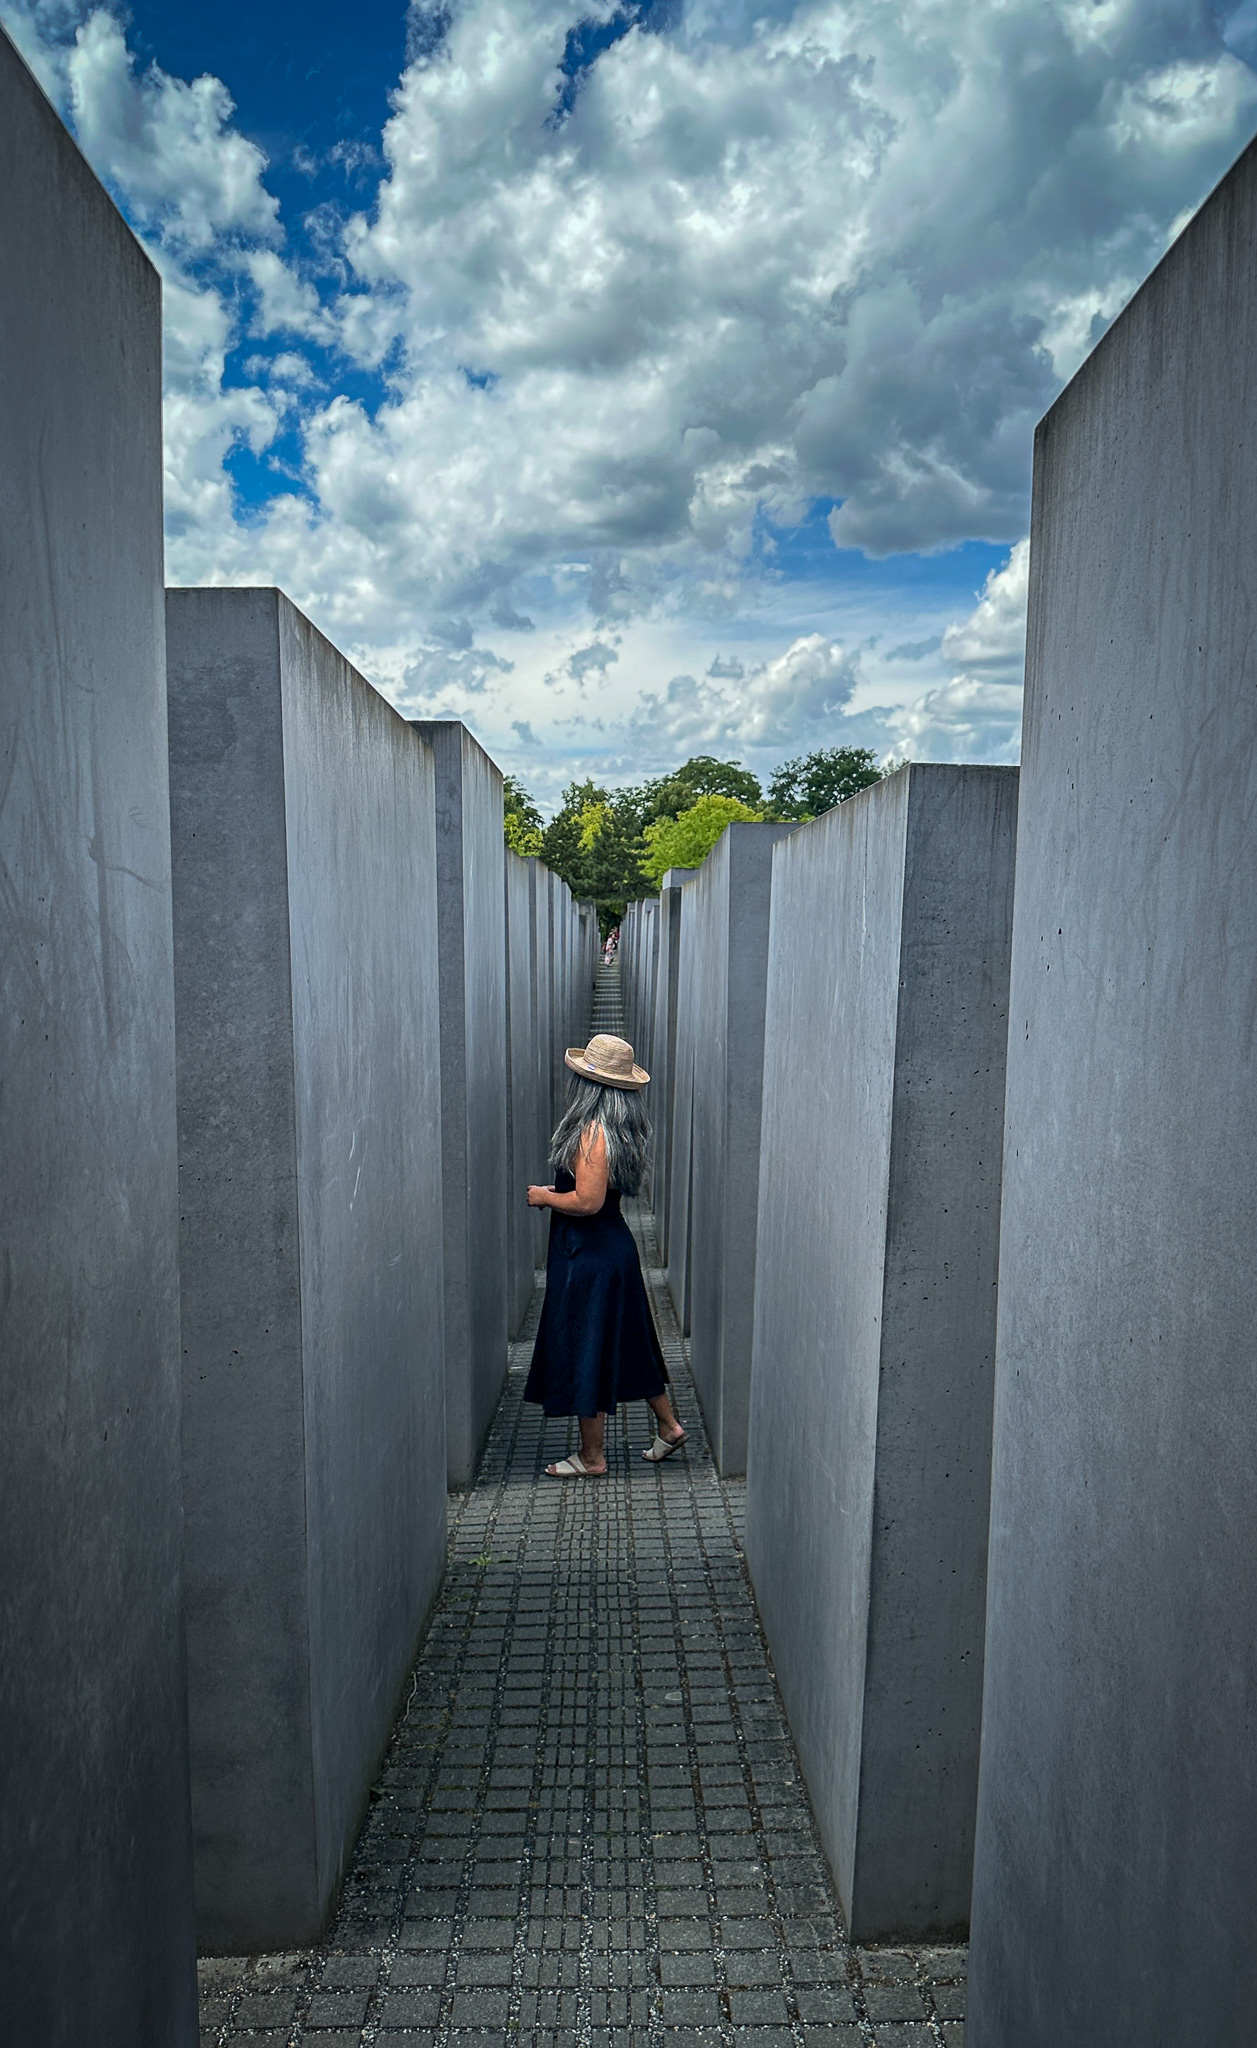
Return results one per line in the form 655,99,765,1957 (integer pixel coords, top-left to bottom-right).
578,1412,607,1471
647,1391,684,1443
547,1413,608,1475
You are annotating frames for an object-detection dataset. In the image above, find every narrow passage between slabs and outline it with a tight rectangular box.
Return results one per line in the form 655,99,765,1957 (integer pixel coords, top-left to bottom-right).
198,1202,966,2047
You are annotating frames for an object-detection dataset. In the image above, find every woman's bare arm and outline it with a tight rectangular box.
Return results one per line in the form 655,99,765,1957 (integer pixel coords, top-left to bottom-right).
527,1125,609,1215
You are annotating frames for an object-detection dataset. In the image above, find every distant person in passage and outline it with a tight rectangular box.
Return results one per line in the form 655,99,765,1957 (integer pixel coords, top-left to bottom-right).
603,926,619,966
525,1034,685,1476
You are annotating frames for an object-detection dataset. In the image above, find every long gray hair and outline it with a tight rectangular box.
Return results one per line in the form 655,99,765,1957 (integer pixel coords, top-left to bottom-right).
551,1078,651,1197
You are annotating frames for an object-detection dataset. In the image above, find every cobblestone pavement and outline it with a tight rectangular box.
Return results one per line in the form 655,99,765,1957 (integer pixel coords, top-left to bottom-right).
198,1208,966,2048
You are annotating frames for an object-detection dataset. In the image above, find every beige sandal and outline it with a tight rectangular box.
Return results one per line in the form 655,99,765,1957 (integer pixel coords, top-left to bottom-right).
546,1452,605,1478
642,1431,686,1463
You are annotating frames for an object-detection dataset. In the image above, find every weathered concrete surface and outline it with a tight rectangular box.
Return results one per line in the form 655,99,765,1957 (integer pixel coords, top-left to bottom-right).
528,859,553,1270
576,902,599,1025
505,848,538,1336
665,887,698,1338
684,823,796,1475
413,722,509,1488
0,33,198,2042
171,590,446,1950
968,135,1257,2048
619,904,638,1039
651,870,698,1262
746,766,1017,1942
637,899,660,1076
549,869,569,1132
620,897,658,1080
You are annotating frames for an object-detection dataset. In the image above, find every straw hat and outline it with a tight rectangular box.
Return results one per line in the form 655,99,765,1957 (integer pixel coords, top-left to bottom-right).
564,1033,649,1089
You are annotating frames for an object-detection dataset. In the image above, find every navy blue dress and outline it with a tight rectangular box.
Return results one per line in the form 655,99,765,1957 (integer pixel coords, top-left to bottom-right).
524,1168,668,1416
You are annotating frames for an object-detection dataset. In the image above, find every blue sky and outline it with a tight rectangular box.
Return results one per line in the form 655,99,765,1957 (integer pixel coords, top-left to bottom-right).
5,0,1257,808
120,0,398,190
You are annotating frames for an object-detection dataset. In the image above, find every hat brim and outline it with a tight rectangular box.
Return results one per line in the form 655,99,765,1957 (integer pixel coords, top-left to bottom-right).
565,1047,649,1089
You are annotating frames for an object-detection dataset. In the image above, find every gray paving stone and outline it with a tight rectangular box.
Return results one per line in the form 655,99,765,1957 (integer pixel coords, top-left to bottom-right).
858,1947,920,1984
723,1954,788,1989
721,1918,779,1950
729,1989,791,2021
795,1986,859,2023
660,1989,722,2023
660,1955,717,1986
771,1949,833,1984
234,1992,300,2024
305,1989,371,2024
863,1982,928,2021
922,1946,967,1984
380,1987,443,2022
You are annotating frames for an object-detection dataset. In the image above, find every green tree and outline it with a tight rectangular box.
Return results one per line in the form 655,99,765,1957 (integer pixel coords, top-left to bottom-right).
503,773,544,857
637,754,763,827
767,746,884,819
541,780,649,931
640,793,765,888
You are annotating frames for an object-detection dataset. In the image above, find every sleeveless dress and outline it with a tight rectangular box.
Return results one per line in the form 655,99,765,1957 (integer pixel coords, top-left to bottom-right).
524,1167,668,1416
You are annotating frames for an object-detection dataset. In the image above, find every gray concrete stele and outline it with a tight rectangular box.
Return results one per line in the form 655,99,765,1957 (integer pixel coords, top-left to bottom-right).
0,29,198,2043
411,721,510,1488
746,765,1018,1943
968,128,1257,2048
505,847,538,1338
650,868,699,1265
170,589,447,1952
527,858,555,1276
678,821,796,1476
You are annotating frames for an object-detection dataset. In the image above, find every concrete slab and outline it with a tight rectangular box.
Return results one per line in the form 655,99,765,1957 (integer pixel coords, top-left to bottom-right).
576,901,599,1019
968,132,1257,2048
745,766,1017,1942
547,868,567,1134
0,31,197,2041
505,848,538,1336
170,590,446,1950
665,883,699,1338
651,870,698,1261
412,722,509,1488
528,859,553,1271
621,898,657,1069
683,822,796,1473
637,898,660,1076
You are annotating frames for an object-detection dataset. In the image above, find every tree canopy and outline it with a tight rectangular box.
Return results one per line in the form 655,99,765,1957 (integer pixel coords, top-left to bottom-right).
640,794,765,887
637,754,763,826
540,780,646,924
512,745,887,929
767,746,883,819
503,773,544,857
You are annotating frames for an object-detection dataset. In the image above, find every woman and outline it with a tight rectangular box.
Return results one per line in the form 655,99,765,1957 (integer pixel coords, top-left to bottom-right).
525,1033,686,1476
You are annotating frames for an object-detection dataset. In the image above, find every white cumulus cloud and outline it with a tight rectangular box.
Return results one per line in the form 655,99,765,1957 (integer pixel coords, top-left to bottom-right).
3,0,1256,795
886,543,1029,762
